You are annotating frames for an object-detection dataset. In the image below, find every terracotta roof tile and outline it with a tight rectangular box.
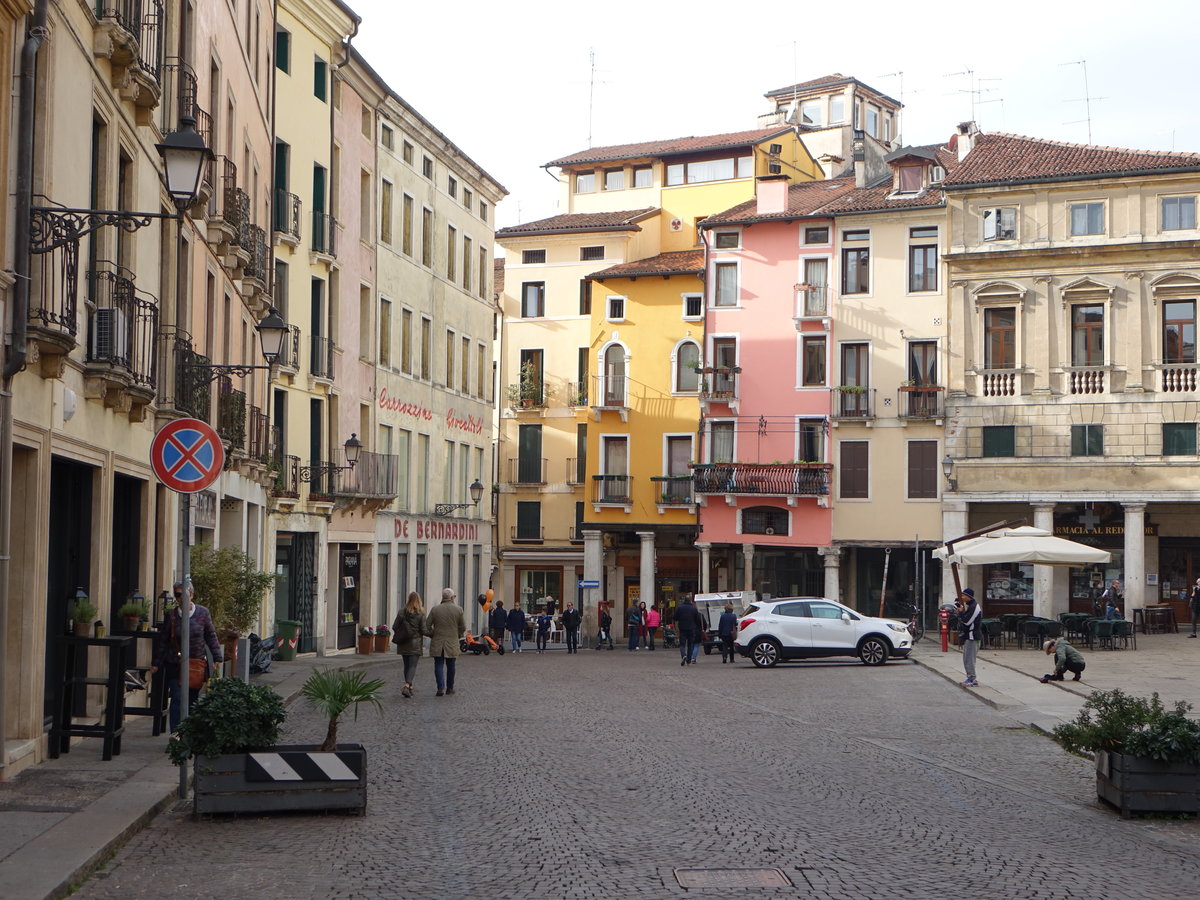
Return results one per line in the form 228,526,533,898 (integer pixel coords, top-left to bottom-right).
589,250,705,280
944,132,1200,187
545,127,792,168
701,177,858,225
495,208,657,238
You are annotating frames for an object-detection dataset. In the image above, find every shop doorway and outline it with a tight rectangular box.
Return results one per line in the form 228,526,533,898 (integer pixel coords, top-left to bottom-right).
46,458,94,722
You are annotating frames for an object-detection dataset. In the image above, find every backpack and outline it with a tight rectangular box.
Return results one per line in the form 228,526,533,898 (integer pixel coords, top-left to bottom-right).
393,614,413,644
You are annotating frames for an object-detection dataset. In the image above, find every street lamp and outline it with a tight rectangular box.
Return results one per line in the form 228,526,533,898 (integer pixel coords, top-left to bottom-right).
155,117,214,211
942,455,957,491
434,478,485,517
183,306,289,385
298,434,363,483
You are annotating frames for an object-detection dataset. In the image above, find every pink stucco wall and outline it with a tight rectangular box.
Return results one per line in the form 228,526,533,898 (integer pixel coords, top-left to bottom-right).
701,218,833,547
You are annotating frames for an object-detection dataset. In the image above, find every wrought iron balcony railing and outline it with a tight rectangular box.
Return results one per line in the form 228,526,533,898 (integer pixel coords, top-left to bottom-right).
271,453,300,498
832,386,875,419
691,463,831,496
310,334,334,380
277,324,301,371
216,376,247,450
273,189,301,241
650,475,694,505
507,457,547,484
312,211,337,257
592,474,631,504
896,386,945,419
331,451,399,499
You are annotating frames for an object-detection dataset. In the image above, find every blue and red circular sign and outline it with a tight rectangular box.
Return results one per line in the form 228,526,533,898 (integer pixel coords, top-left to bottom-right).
151,418,225,493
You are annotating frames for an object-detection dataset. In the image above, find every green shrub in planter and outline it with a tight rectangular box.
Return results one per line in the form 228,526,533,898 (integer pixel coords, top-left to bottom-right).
166,677,286,766
1052,689,1200,763
301,668,384,751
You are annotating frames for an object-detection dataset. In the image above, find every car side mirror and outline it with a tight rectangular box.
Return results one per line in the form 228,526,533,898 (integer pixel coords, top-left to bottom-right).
841,613,851,624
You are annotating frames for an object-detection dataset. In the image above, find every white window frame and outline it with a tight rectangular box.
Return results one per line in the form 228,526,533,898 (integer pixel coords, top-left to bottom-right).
712,230,741,250
681,292,703,321
707,418,737,464
795,416,827,463
672,339,701,393
1160,194,1198,232
1068,200,1106,237
797,332,828,389
605,294,626,323
982,207,1018,242
711,259,740,308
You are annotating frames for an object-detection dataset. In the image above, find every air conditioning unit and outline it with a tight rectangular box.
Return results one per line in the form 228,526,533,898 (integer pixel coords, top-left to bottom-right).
91,307,130,362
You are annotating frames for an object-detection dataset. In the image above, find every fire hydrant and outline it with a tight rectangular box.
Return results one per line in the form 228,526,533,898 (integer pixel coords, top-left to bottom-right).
939,605,951,652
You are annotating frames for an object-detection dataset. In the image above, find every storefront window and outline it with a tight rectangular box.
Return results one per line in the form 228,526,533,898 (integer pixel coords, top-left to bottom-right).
519,569,562,612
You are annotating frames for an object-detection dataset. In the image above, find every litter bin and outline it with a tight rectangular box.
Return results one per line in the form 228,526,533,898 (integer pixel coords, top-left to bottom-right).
277,619,302,661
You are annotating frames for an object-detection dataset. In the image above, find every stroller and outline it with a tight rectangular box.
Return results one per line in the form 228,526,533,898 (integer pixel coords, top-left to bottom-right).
460,630,504,655
662,626,678,649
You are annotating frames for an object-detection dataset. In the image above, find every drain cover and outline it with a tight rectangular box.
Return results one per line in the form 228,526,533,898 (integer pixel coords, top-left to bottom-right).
674,868,793,888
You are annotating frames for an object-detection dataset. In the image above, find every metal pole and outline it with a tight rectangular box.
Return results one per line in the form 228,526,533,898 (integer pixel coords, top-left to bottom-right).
878,547,891,617
177,491,192,799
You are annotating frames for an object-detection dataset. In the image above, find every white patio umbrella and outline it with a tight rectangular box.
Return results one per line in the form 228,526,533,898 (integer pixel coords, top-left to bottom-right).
934,526,1112,567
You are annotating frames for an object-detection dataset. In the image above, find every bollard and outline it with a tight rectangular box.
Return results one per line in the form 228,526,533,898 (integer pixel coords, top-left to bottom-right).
939,605,951,652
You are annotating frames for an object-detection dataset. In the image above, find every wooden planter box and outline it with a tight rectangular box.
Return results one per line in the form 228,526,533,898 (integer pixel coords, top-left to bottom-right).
1096,750,1200,818
194,743,367,816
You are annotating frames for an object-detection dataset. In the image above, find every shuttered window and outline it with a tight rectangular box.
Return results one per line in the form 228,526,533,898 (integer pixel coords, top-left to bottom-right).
907,440,938,499
839,441,868,499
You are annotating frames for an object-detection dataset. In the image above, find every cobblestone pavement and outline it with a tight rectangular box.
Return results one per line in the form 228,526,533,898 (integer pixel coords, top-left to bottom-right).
74,649,1198,900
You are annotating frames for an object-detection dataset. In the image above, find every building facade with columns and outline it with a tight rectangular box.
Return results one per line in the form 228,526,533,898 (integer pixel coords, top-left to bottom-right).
940,130,1200,624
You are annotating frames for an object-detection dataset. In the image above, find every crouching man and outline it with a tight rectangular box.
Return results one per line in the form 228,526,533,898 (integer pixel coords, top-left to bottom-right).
1040,638,1085,683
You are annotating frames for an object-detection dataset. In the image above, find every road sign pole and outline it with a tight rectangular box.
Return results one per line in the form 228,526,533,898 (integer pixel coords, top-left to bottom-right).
177,491,191,800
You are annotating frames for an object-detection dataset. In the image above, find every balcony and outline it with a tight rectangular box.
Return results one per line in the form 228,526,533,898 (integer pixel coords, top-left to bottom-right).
309,334,335,381
158,58,197,142
1159,363,1198,393
692,463,831,500
592,474,631,506
242,224,269,306
979,368,1019,397
306,459,335,503
590,374,629,422
896,386,945,420
832,386,875,420
506,382,545,411
273,189,302,244
798,284,828,319
507,457,547,485
270,453,300,499
566,380,588,408
81,262,159,419
27,215,81,375
215,376,247,451
247,406,272,464
311,211,337,260
651,475,694,506
94,1,164,114
331,451,399,502
510,525,545,543
206,156,239,248
566,457,583,486
698,366,740,411
276,324,301,373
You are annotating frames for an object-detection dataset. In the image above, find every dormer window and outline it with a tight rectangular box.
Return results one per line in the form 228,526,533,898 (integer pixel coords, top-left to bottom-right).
830,95,846,124
898,165,922,193
930,165,946,184
800,100,823,127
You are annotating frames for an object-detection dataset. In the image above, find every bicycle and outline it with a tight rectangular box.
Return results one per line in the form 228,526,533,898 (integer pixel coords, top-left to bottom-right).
904,604,925,643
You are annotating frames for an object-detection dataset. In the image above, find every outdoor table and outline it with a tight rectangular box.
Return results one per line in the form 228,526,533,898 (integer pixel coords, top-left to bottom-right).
1000,613,1031,642
1144,605,1178,634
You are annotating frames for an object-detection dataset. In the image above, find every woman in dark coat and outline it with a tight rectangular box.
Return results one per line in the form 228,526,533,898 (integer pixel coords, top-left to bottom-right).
392,591,425,698
506,603,526,653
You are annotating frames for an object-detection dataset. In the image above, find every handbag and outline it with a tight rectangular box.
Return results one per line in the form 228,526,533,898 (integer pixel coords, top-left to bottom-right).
188,657,207,690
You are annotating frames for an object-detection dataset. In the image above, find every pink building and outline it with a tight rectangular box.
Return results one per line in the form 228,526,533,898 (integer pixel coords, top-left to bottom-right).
696,176,855,598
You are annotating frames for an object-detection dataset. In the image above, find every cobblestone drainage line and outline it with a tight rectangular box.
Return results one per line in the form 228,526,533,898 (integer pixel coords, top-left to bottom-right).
674,868,793,888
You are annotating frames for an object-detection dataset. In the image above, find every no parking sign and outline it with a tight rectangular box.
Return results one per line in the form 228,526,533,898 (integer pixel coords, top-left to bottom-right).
150,418,225,493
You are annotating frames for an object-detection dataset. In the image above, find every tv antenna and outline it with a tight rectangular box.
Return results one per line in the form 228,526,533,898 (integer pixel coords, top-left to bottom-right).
1061,59,1105,144
944,68,1000,123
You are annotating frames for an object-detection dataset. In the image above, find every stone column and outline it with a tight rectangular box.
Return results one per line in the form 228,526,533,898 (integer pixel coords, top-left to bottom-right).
696,542,711,593
941,501,969,605
818,546,841,601
1123,503,1146,615
638,531,655,614
583,529,603,638
741,544,755,595
1033,504,1056,619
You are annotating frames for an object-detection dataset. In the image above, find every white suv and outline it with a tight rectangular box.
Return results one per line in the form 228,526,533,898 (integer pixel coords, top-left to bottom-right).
735,597,913,667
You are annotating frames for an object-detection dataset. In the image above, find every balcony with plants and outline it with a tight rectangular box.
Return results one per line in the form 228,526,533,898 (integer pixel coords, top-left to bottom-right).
896,381,945,420
651,475,695,509
505,361,544,411
691,461,830,499
832,384,875,420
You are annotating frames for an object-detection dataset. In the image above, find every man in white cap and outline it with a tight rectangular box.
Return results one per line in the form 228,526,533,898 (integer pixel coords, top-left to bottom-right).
1040,638,1086,683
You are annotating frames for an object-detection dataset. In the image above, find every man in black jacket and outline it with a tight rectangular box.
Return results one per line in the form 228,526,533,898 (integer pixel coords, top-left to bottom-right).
674,596,705,667
561,601,582,653
489,600,508,645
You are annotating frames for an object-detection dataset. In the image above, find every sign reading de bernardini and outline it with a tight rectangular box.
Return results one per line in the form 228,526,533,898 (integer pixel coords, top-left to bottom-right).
1053,524,1158,537
393,517,480,541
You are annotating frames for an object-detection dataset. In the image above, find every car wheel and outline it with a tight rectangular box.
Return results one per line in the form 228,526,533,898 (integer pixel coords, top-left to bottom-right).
750,638,780,668
859,636,889,666
703,645,713,655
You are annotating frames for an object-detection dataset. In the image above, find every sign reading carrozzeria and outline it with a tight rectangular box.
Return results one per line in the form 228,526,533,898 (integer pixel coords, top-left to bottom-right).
393,517,481,541
377,389,483,435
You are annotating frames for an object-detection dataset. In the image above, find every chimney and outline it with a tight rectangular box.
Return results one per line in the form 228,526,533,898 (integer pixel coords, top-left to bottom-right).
956,121,979,161
852,130,867,188
755,174,790,216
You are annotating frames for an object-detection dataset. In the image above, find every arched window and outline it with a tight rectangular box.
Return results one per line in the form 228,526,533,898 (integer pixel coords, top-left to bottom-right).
604,345,626,405
677,341,699,392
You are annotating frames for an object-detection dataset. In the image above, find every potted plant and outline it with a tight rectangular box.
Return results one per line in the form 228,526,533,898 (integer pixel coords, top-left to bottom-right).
357,625,375,654
70,598,97,637
838,384,867,394
190,543,276,666
170,670,380,816
1052,689,1200,817
507,360,541,408
117,600,149,633
373,623,391,653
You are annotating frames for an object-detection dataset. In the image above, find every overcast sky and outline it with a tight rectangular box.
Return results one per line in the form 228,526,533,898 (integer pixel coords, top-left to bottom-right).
349,0,1199,230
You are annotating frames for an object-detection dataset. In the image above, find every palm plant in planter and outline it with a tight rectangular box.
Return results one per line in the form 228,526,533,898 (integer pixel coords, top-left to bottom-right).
1052,689,1200,817
301,668,385,751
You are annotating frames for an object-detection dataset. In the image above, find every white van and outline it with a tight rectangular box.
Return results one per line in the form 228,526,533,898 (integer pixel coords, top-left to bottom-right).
693,591,754,654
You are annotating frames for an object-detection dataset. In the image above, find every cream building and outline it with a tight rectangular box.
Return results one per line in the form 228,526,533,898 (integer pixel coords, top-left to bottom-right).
941,127,1200,626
